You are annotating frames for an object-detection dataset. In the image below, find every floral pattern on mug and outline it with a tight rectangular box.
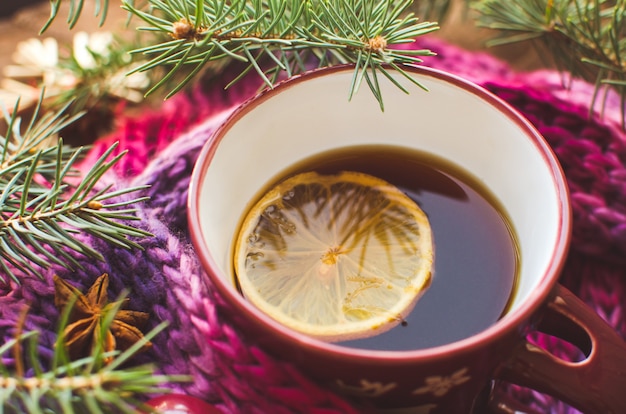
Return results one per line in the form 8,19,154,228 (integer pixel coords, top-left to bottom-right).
334,379,397,397
412,367,471,397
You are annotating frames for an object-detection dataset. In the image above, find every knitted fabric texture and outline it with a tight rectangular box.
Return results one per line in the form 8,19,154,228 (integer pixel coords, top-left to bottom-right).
1,37,625,414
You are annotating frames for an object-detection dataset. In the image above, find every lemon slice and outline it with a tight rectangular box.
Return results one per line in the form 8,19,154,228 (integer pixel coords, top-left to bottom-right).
234,171,433,342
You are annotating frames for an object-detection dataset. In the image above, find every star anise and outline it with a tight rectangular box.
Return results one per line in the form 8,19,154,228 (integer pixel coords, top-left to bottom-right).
53,273,151,363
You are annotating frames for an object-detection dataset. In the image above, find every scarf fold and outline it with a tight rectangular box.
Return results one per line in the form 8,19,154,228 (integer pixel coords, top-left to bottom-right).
1,36,624,414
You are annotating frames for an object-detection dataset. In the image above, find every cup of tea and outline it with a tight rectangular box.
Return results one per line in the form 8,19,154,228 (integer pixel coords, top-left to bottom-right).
188,65,626,413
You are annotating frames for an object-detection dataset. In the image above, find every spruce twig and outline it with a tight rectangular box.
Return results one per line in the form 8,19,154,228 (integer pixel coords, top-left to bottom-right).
4,31,154,125
472,0,626,128
0,302,188,414
37,1,439,110
41,0,112,33
0,96,152,284
122,0,439,109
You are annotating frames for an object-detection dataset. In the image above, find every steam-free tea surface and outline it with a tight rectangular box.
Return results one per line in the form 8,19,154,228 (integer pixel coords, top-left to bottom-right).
234,145,519,350
234,170,433,341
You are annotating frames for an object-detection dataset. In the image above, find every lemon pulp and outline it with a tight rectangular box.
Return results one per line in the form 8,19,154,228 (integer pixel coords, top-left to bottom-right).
234,171,433,342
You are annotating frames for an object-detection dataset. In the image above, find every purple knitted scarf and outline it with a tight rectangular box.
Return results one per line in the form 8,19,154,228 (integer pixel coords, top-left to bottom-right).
1,37,625,414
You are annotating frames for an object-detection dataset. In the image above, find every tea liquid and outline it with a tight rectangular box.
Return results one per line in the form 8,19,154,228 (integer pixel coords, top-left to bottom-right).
235,145,519,350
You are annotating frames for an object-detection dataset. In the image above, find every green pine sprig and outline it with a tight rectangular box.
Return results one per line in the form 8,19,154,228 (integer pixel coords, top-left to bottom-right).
41,0,116,33
472,0,626,128
0,95,152,284
53,33,154,117
38,0,439,110
122,0,439,109
0,300,188,414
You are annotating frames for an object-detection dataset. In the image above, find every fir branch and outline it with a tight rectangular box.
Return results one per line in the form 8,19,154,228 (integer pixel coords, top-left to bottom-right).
41,0,113,33
0,302,188,414
0,99,152,284
4,32,154,122
472,0,626,128
55,32,153,115
0,94,81,179
122,0,439,109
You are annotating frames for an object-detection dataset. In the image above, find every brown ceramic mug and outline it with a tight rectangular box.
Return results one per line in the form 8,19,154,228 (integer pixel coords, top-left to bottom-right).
188,65,626,413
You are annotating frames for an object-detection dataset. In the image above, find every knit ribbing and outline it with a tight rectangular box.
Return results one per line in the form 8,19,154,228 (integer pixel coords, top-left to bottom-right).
1,36,624,414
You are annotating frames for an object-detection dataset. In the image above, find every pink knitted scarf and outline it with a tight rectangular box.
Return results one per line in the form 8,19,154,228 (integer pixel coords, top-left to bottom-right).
2,36,624,414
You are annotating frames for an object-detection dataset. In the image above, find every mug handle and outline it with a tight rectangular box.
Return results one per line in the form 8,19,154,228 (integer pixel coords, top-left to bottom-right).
488,284,626,414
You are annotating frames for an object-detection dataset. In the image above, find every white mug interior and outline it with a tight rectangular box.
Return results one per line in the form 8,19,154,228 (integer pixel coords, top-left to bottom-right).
195,66,569,331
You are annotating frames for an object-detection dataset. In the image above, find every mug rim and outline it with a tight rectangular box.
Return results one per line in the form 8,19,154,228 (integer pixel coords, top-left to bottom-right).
188,64,572,362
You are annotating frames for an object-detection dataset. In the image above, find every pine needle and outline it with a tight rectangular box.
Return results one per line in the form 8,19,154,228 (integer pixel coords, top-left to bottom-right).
473,0,626,129
0,97,152,284
121,0,439,109
0,301,188,413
